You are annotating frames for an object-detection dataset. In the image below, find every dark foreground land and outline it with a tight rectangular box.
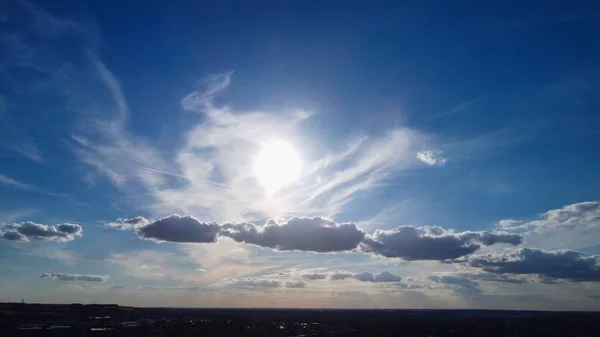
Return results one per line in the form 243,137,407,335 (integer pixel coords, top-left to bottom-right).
1,303,599,336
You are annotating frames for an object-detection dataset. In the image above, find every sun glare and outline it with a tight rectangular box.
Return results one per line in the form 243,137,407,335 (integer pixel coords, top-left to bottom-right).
253,139,302,195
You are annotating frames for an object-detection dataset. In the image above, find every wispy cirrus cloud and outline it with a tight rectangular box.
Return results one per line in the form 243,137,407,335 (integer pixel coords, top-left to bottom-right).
68,65,437,222
0,173,62,197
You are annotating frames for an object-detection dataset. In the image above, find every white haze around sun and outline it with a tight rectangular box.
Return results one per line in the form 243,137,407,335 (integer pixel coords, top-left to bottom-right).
253,139,303,195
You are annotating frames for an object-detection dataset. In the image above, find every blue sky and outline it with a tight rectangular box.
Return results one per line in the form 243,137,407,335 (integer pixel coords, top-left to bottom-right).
1,0,600,309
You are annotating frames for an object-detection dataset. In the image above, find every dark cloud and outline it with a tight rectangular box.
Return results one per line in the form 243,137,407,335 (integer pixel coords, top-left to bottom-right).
360,226,522,261
228,279,281,290
465,232,523,246
107,215,524,261
285,281,306,289
40,273,107,282
354,271,402,283
220,217,365,253
2,221,82,242
56,223,82,234
303,273,327,280
137,215,220,243
330,272,354,280
467,248,600,282
2,230,27,241
105,216,149,230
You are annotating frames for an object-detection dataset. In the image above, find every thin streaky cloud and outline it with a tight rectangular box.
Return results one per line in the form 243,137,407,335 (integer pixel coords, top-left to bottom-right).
425,94,488,122
139,167,228,188
0,173,63,197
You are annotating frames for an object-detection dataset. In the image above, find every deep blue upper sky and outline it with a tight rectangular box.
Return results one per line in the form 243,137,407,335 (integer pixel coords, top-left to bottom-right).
1,0,599,309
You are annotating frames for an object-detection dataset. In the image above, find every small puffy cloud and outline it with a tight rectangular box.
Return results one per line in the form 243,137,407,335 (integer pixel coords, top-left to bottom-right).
2,230,28,242
2,221,82,242
360,226,522,261
137,215,220,243
330,272,354,280
354,272,376,282
220,217,365,253
353,271,402,283
416,150,447,166
40,273,107,282
227,279,281,290
105,216,150,230
372,271,402,282
56,223,82,234
285,281,306,289
467,248,600,282
303,273,327,280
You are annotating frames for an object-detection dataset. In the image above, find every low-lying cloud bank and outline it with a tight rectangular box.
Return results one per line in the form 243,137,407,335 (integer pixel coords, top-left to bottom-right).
360,226,522,260
107,215,521,261
305,270,403,283
466,248,600,283
496,201,600,250
1,222,82,242
40,273,107,282
220,217,365,253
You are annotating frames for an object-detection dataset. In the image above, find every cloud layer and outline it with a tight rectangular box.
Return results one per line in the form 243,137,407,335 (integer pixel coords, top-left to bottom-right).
137,215,220,243
496,201,600,250
467,248,600,282
40,273,107,282
220,217,366,253
1,222,82,242
109,215,521,261
300,270,402,283
360,226,522,260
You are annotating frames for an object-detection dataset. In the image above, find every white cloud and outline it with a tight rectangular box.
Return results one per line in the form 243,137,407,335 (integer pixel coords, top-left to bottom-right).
68,65,432,222
416,149,447,166
495,201,600,250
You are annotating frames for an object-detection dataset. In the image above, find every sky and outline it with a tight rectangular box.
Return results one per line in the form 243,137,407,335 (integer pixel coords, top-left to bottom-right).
1,0,600,310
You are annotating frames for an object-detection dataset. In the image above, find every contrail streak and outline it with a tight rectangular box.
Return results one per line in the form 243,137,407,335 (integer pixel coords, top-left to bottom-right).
139,167,228,188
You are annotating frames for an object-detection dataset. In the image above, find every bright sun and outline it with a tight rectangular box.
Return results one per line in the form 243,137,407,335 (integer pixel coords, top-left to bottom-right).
253,139,302,195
